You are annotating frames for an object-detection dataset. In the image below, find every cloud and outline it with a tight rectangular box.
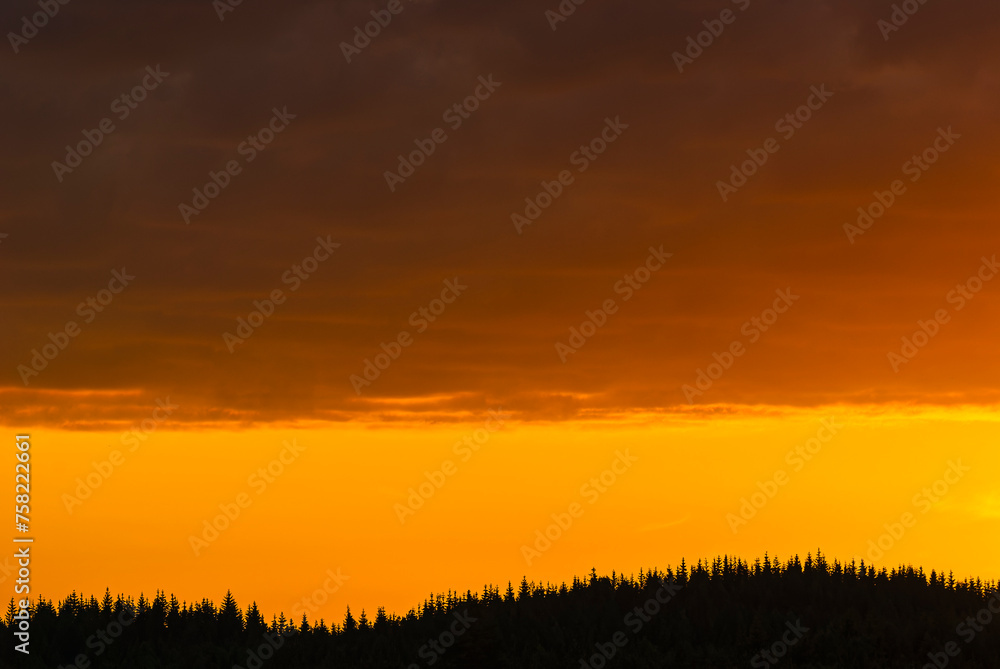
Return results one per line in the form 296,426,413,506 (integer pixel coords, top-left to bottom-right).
3,0,999,423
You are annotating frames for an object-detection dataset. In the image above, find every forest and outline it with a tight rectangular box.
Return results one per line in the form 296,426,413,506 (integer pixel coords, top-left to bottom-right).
8,552,1000,668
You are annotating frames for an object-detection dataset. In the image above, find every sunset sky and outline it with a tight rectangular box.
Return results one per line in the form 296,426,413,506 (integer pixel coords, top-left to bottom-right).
3,0,1000,623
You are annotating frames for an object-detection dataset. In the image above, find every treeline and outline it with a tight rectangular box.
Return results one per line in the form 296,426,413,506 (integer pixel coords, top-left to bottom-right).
7,552,1000,668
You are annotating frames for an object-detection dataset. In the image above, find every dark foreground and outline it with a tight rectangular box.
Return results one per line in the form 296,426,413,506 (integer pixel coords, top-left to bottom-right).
8,553,1000,668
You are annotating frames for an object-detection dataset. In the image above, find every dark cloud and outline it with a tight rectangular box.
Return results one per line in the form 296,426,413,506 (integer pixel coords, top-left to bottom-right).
2,0,999,424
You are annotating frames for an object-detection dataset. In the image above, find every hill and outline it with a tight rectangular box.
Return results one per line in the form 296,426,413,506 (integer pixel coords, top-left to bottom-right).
12,552,1000,668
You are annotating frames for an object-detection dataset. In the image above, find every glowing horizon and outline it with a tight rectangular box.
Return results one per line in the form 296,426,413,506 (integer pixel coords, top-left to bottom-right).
13,402,1000,622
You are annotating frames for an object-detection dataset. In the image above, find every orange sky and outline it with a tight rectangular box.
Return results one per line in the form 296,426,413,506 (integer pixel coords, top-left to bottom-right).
2,0,1000,622
14,407,1000,621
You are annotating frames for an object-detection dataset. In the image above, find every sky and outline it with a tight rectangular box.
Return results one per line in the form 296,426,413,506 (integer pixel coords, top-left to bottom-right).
2,0,1000,622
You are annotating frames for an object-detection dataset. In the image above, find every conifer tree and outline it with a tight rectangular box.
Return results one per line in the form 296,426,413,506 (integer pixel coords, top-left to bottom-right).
4,598,15,627
517,577,531,601
219,590,242,636
101,588,113,616
245,602,266,636
342,606,356,632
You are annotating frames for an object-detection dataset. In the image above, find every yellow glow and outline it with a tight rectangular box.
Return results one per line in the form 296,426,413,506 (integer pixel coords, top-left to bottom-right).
22,405,1000,621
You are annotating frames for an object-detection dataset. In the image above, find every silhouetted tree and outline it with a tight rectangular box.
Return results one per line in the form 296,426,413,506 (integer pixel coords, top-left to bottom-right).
18,554,1000,669
342,606,356,633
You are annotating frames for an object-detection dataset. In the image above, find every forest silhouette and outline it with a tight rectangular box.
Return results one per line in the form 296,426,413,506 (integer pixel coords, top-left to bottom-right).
11,552,1000,668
